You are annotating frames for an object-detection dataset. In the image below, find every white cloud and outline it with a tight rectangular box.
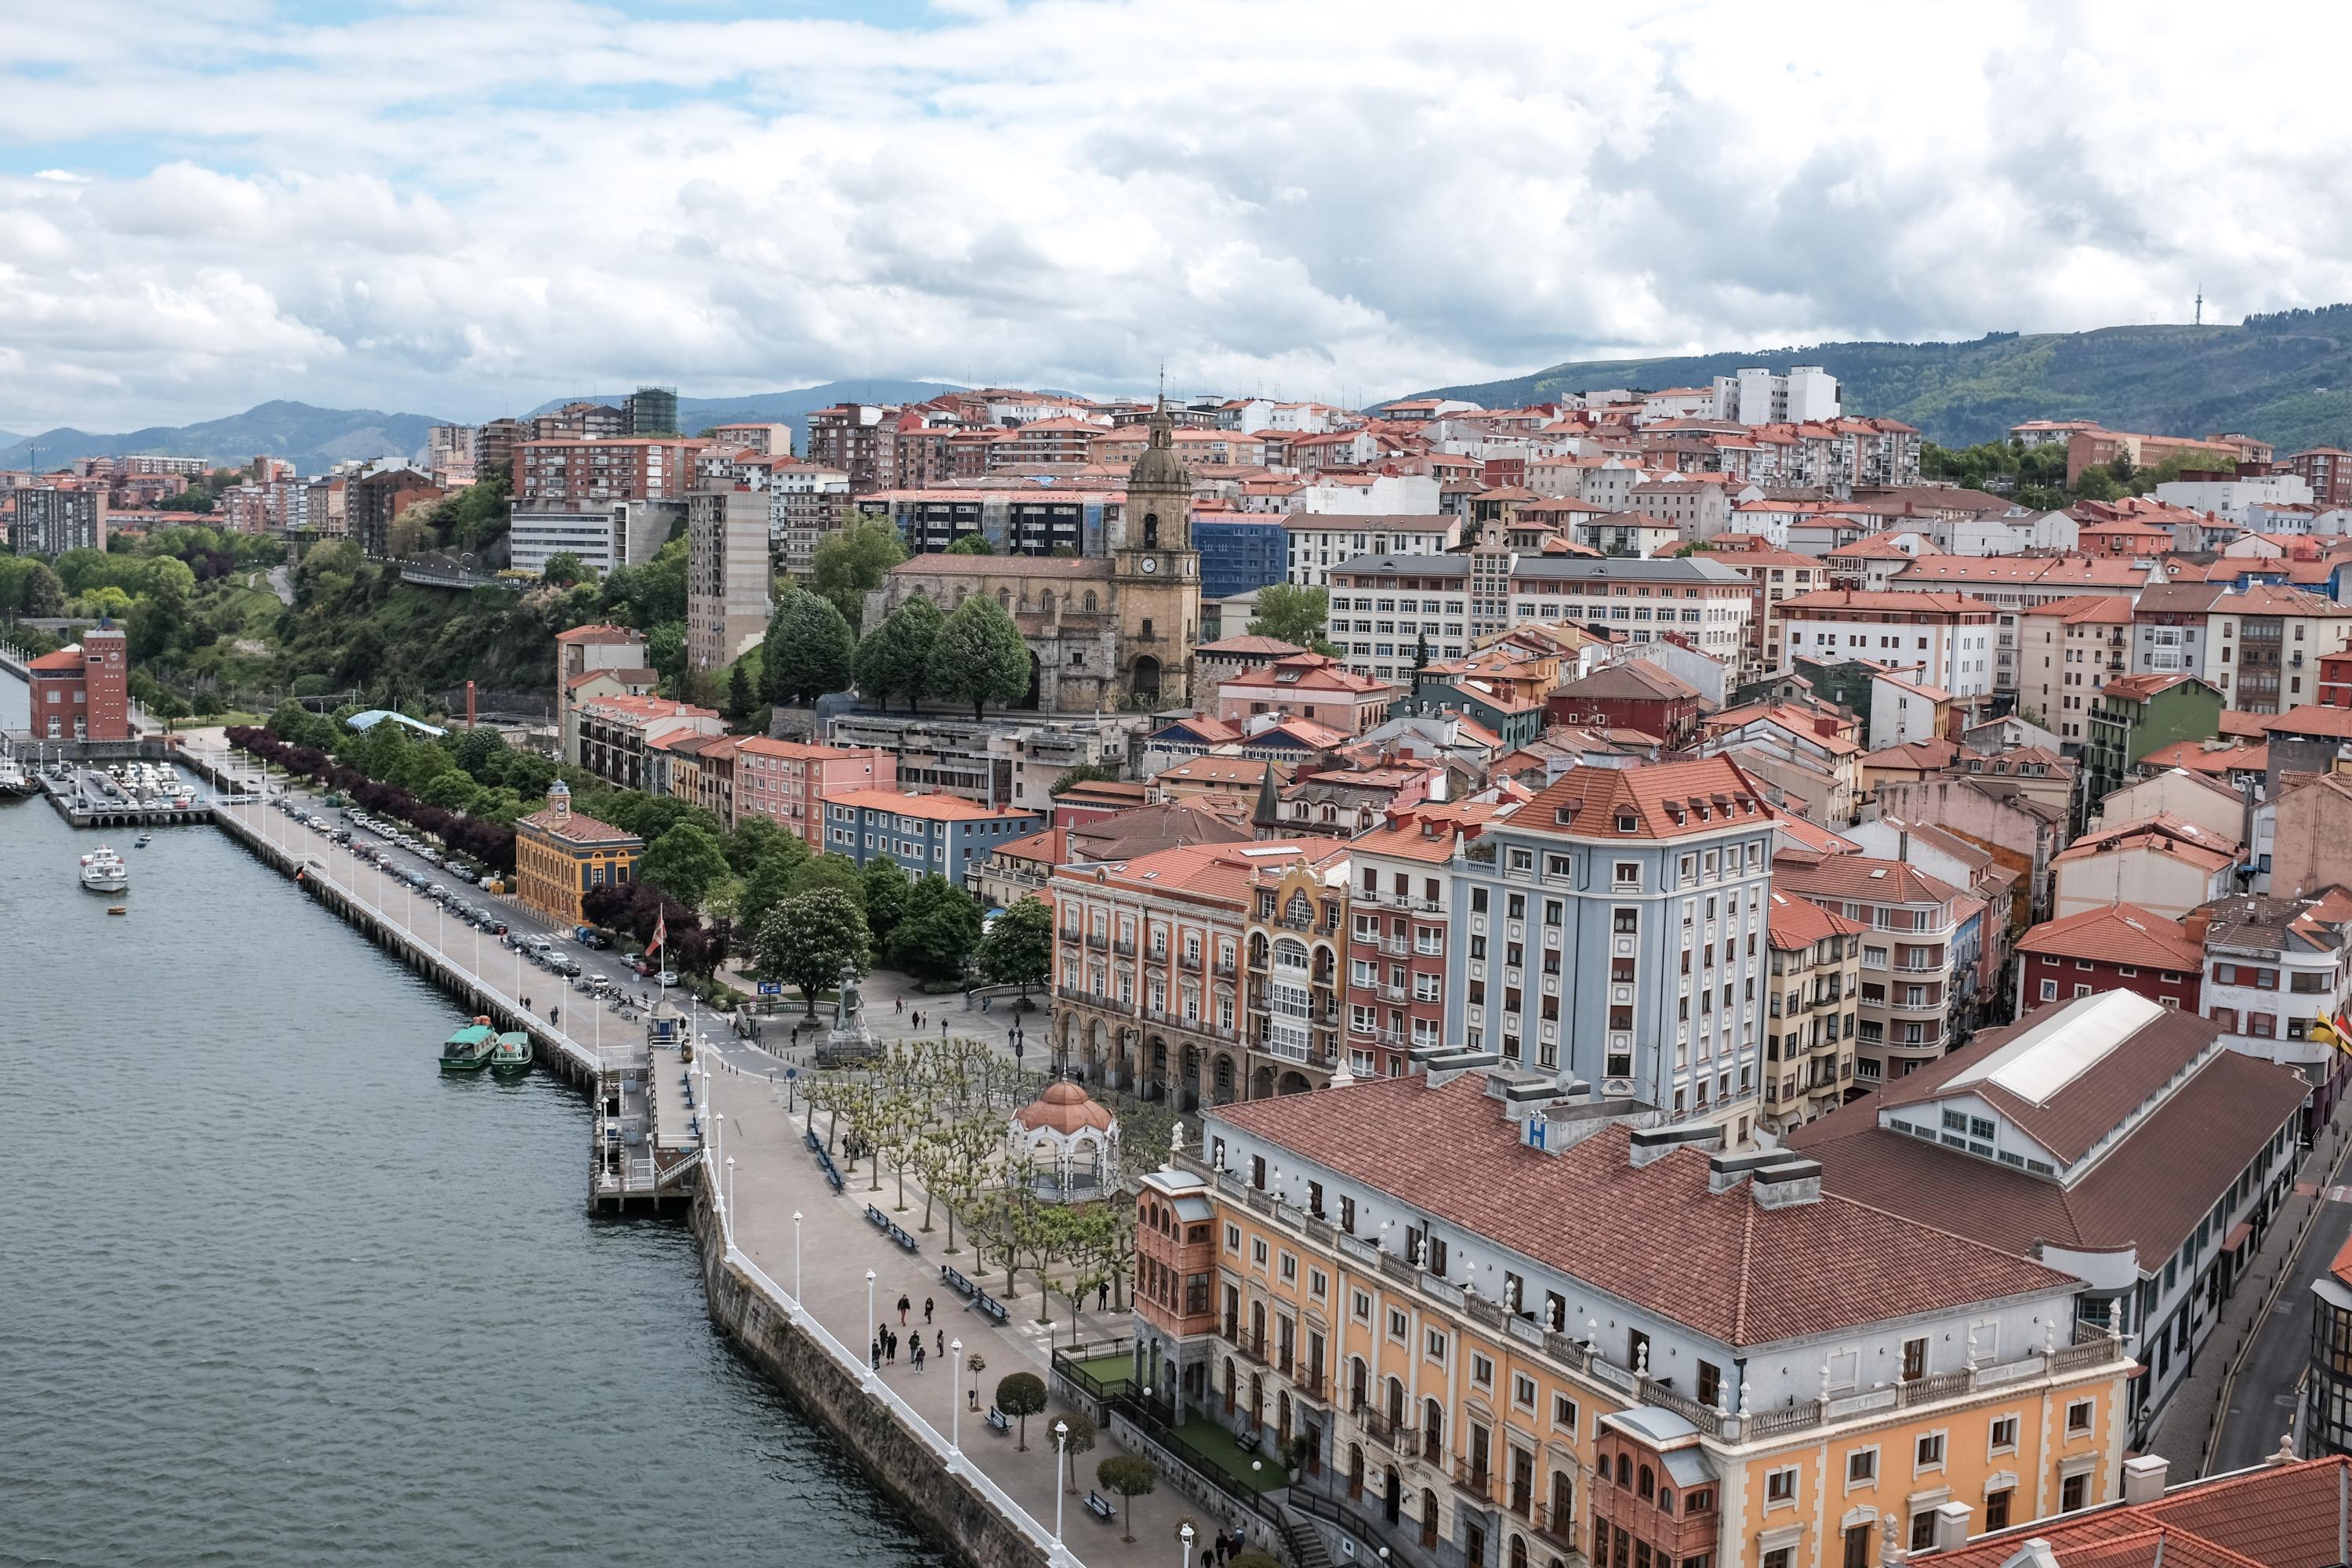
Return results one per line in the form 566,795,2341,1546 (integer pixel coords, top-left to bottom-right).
3,0,2352,432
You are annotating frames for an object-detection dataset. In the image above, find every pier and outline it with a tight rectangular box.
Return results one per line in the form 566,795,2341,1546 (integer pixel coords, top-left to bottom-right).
36,766,216,829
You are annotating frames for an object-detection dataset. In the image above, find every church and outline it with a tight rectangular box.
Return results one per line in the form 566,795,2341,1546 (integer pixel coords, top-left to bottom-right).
859,401,1203,713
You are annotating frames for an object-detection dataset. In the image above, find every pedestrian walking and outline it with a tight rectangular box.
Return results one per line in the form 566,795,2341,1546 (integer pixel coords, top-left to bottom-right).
935,1329,944,1359
885,1332,897,1365
898,1294,911,1326
895,996,903,1014
550,1006,558,1026
1097,1282,1109,1311
871,1338,882,1371
1214,1533,1230,1566
924,1297,935,1325
913,1341,926,1373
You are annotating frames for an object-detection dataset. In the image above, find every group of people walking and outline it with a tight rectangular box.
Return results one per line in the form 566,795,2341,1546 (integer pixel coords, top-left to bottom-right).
870,1294,946,1373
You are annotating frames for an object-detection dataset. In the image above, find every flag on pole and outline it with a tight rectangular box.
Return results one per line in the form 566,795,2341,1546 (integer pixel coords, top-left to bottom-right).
648,912,666,956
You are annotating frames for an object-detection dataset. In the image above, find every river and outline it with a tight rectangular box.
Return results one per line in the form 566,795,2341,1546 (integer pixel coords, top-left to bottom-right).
0,673,943,1568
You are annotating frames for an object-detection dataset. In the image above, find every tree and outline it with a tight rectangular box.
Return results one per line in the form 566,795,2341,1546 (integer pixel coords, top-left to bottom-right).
147,690,189,731
755,887,871,1015
645,620,688,688
1047,761,1120,797
760,588,856,706
944,532,993,555
978,895,1053,996
1058,1413,1096,1493
927,594,1031,720
789,851,864,902
724,660,755,726
1094,1454,1157,1540
811,514,908,626
736,837,813,938
994,1372,1048,1451
641,822,732,909
890,874,984,981
860,856,911,945
540,550,587,587
851,594,943,712
1247,583,1331,648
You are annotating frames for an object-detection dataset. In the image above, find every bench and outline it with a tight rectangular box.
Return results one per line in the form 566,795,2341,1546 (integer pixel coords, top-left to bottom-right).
938,1265,976,1298
887,1223,920,1254
971,1291,1010,1325
1234,1428,1261,1456
985,1406,1011,1435
1084,1492,1117,1523
866,1204,891,1229
804,1130,822,1152
824,1167,844,1193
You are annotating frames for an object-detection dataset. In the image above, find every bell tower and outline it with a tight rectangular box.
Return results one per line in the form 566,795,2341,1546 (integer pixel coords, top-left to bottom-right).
1113,392,1200,708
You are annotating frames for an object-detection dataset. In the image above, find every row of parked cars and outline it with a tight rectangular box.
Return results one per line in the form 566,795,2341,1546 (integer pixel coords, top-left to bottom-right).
502,928,582,978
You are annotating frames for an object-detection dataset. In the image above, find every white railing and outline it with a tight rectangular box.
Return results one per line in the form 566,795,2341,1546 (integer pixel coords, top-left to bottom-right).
707,1152,1086,1566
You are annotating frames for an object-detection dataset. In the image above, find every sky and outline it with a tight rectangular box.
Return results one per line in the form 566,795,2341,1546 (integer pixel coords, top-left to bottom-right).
4,0,2351,434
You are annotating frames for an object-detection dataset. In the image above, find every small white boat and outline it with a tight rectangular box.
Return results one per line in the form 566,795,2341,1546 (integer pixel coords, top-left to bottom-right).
0,755,32,799
80,845,129,894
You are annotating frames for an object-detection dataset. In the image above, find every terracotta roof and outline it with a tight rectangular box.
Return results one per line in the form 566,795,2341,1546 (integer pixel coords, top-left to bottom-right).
737,736,883,761
1766,890,1865,950
2100,672,2209,702
825,787,1036,822
1159,757,1275,788
1508,755,1768,841
1014,1080,1116,1134
2262,702,2352,739
1225,652,1396,697
995,826,1067,864
517,807,640,846
1212,1075,2075,1347
2016,902,2203,970
1779,589,1998,615
1552,662,1700,702
1196,635,1308,658
1773,855,1960,907
554,622,644,645
26,648,81,671
2135,739,2267,776
1771,811,1862,861
887,554,1113,579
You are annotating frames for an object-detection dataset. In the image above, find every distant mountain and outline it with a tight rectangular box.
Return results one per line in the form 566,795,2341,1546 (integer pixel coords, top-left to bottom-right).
1409,310,2352,452
0,429,20,448
0,400,443,478
526,379,964,451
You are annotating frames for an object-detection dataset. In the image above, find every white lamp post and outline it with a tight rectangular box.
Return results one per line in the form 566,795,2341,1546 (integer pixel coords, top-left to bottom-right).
1052,1421,1069,1551
725,1154,735,1229
949,1336,965,1459
1181,1522,1194,1568
866,1269,878,1385
793,1210,804,1300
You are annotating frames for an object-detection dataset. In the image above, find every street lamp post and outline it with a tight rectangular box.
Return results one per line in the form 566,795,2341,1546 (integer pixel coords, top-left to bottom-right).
725,1155,735,1232
866,1269,878,1385
1181,1523,1194,1568
949,1337,964,1457
793,1210,804,1300
1052,1421,1069,1551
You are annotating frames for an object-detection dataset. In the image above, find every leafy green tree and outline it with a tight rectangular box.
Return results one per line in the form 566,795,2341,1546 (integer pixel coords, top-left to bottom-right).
640,822,732,909
890,873,984,980
927,594,1031,720
724,659,755,726
416,771,483,812
147,689,189,731
760,588,856,706
755,887,872,1016
851,594,943,711
725,813,789,877
1247,583,1333,648
978,895,1053,996
944,532,993,555
790,850,866,902
811,514,908,626
735,837,813,939
1057,1412,1096,1493
1094,1456,1156,1541
645,620,688,688
860,856,911,945
994,1372,1049,1451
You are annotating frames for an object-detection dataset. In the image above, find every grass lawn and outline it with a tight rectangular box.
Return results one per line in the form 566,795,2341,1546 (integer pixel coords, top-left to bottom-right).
1173,1417,1290,1494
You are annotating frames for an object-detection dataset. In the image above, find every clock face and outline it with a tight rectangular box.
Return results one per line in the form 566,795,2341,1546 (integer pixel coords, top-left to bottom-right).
1139,555,1158,574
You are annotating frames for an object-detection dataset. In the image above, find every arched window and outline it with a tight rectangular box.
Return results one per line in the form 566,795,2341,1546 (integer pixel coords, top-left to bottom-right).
1636,1464,1653,1501
1083,590,1099,613
1658,1487,1674,1515
998,588,1011,608
1041,590,1055,618
1616,1455,1632,1486
1144,511,1160,548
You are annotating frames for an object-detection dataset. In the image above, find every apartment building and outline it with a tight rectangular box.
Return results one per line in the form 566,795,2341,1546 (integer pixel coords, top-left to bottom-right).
685,485,772,673
1446,757,1773,1137
1131,1072,2128,1568
1283,514,1462,589
734,737,896,853
821,786,1044,889
1707,546,1828,672
2203,584,2352,714
2197,891,2352,1131
514,437,697,505
770,463,851,578
7,485,106,554
1346,818,1478,1080
1218,652,1403,736
2285,445,2352,508
1771,855,1966,1087
554,623,655,765
805,402,897,492
2082,675,2225,808
1762,890,1863,1131
1777,591,1998,702
347,466,441,559
2014,903,2202,1016
1049,840,1334,1105
572,693,724,791
2012,595,2132,744
1243,849,1356,1098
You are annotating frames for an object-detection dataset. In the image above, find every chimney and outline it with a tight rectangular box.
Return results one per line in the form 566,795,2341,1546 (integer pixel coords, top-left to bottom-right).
1753,1157,1825,1208
2122,1454,2169,1504
466,679,477,728
1932,1501,1974,1554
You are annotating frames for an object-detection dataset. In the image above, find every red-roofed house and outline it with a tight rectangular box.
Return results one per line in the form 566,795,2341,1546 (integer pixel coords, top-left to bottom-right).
1217,652,1401,736
735,735,897,850
2016,903,2203,1015
24,622,129,742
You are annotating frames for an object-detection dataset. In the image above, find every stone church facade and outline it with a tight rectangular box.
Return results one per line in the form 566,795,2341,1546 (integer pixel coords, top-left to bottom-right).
862,403,1204,714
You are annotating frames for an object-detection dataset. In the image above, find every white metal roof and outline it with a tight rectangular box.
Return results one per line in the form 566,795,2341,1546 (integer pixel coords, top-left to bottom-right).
1946,990,2166,1107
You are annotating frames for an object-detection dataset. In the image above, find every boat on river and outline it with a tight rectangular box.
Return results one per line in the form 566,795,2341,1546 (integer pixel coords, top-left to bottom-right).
0,754,33,798
490,1031,533,1076
439,1020,498,1073
79,846,129,894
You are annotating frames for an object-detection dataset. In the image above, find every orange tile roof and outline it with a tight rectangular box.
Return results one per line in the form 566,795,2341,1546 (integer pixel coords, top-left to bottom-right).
1508,754,1767,840
1766,890,1866,950
825,788,1037,821
517,807,640,845
1774,855,1961,906
2016,902,2202,969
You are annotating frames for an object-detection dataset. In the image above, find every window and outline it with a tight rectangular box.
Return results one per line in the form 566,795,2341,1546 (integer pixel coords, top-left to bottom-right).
1388,1309,1407,1341
1352,1290,1371,1322
1251,1238,1269,1266
1985,1489,2013,1531
1471,1353,1494,1388
2061,1473,2088,1512
1425,1329,1446,1362
1911,1512,1937,1553
1765,1467,1798,1506
1846,1448,1877,1486
1309,1269,1327,1299
1552,1394,1577,1433
1901,1336,1929,1381
1989,1414,2019,1454
1512,1374,1536,1411
1279,1252,1297,1282
1916,1432,1945,1471
1225,1223,1240,1252
2067,1398,2094,1436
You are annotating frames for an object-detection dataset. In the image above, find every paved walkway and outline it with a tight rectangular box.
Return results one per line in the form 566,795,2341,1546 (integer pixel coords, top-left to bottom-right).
2147,1095,2352,1473
703,1051,1218,1568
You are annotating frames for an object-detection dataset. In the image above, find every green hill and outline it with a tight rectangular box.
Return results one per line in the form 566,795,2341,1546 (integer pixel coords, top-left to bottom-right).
0,399,442,477
1410,308,2352,452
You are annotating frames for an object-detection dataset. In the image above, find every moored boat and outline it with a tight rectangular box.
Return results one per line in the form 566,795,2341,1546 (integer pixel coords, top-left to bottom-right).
79,846,129,894
490,1031,533,1076
439,1019,498,1073
0,755,33,798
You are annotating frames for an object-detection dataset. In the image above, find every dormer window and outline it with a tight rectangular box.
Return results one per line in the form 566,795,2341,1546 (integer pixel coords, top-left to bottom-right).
1616,812,1639,833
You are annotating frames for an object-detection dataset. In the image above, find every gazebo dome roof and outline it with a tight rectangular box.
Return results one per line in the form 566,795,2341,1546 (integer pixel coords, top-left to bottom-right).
1016,1080,1116,1136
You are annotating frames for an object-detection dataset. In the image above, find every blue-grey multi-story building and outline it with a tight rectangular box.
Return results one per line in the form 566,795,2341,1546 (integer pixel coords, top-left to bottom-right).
822,786,1046,889
1443,754,1774,1142
1193,517,1290,599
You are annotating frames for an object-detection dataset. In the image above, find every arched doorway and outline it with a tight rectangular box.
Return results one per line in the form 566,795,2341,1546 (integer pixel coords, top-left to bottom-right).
1181,1045,1201,1111
1021,649,1042,710
1212,1053,1236,1105
1132,654,1162,700
1383,1468,1402,1525
1348,1444,1365,1501
1251,1064,1276,1100
1278,1070,1311,1094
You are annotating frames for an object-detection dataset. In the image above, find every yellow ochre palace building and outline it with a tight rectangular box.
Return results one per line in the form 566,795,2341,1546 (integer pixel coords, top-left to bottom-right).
514,781,644,923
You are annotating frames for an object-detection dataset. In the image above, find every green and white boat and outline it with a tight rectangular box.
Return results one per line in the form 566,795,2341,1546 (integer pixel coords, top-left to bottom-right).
440,1022,497,1073
490,1030,533,1076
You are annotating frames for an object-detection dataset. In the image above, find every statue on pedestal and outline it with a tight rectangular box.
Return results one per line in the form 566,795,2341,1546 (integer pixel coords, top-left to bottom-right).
818,960,881,1066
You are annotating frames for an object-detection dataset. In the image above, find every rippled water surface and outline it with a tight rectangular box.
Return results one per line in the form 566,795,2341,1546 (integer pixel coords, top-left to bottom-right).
0,688,942,1568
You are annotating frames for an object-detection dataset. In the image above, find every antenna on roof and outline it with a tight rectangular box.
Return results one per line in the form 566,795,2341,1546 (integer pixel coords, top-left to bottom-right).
2195,289,2204,327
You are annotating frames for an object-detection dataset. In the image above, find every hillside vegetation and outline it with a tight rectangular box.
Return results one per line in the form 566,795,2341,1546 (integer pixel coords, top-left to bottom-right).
1414,307,2352,451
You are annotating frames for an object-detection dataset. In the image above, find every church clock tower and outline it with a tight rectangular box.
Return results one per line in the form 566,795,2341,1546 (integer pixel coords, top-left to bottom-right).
1113,397,1201,707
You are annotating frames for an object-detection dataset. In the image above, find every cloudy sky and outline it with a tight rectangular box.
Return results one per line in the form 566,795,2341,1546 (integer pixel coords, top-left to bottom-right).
2,0,2346,434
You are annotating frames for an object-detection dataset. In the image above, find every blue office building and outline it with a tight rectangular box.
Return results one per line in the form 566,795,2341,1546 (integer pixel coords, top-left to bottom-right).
822,786,1046,888
1195,517,1290,599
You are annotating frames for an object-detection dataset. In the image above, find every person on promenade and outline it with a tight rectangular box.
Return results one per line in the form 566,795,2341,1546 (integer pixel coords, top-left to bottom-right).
912,1341,925,1374
898,1294,911,1326
924,1297,935,1324
550,1007,558,1026
935,1330,944,1360
1097,1282,1109,1311
870,1337,882,1372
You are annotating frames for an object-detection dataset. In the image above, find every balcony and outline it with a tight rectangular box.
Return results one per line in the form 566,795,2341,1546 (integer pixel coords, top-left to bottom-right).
1179,952,1203,972
1214,960,1238,979
1450,1457,1499,1505
1358,1405,1423,1457
1114,938,1137,956
1085,931,1109,950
